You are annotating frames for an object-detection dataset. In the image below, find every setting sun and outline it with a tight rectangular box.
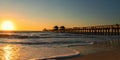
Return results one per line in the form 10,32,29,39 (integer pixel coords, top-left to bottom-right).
1,21,15,31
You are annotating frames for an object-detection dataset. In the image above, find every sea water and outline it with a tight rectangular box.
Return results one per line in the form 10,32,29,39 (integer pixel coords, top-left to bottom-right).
0,32,119,60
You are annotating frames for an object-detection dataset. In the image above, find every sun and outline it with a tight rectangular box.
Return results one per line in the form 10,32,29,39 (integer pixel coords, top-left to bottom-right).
1,21,15,31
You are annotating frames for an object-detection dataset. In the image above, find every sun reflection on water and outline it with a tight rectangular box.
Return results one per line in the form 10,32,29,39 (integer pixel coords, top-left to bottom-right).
3,45,20,60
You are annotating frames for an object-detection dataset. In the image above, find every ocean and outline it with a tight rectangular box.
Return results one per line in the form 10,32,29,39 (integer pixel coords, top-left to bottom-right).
0,32,119,60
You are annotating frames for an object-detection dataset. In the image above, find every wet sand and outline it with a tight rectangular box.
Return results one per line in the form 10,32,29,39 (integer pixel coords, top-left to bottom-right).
66,47,120,60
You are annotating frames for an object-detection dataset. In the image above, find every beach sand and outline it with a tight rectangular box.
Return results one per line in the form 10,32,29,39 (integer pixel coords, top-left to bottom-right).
66,47,120,60
65,39,120,60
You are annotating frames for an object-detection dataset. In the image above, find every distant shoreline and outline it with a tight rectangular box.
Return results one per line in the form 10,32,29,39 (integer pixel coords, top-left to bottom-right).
0,31,42,33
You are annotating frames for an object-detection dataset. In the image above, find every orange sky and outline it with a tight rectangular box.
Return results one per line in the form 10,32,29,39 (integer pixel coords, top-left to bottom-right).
0,19,43,31
0,17,80,31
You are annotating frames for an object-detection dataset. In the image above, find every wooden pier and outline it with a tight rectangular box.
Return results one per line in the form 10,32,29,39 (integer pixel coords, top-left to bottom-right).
65,24,120,35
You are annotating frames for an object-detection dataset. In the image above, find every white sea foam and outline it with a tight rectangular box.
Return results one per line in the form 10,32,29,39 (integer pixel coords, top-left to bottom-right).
30,47,80,60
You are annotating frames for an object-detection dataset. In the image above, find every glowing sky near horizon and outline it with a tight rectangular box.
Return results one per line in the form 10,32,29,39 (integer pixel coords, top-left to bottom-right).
0,0,120,31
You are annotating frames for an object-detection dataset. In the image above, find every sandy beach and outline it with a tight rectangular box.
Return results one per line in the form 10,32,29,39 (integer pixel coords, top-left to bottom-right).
66,47,120,60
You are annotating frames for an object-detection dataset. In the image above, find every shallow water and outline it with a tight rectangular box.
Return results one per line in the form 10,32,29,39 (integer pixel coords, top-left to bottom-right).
0,32,119,60
0,44,80,60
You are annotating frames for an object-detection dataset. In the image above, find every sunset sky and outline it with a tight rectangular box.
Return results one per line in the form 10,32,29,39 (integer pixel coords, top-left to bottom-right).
0,0,120,31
